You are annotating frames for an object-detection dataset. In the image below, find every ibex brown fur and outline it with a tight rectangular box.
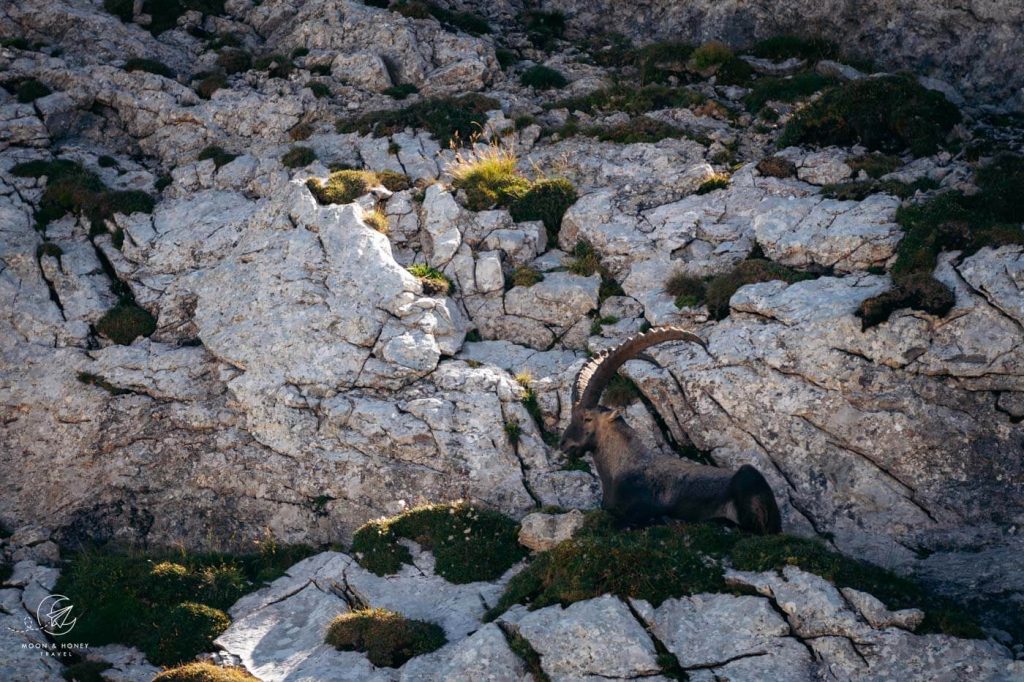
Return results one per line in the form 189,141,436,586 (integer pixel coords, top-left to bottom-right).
560,327,781,534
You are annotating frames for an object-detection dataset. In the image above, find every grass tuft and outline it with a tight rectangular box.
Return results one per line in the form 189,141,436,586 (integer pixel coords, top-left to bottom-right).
553,83,704,117
383,83,419,100
306,169,408,205
449,141,530,211
407,263,452,295
520,65,568,90
281,146,317,169
326,608,446,668
153,662,257,681
667,259,816,319
743,71,834,113
521,10,565,50
216,48,252,75
253,53,293,79
665,272,706,308
509,177,577,244
512,266,544,288
846,153,902,179
696,173,730,194
10,159,153,233
194,73,227,99
350,502,526,583
689,41,733,71
602,375,640,407
362,208,389,234
197,145,238,169
756,156,797,178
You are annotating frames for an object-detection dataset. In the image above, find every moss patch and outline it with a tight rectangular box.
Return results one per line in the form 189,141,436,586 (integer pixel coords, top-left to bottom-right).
350,502,526,584
104,0,225,35
10,159,154,233
743,71,834,113
521,65,567,90
152,662,257,682
281,146,317,169
509,177,577,242
511,265,544,288
486,512,982,638
407,263,452,295
326,608,446,668
16,78,52,103
486,515,735,618
194,73,227,99
856,155,1024,327
383,83,418,100
553,84,704,117
750,35,837,61
730,534,983,638
846,152,902,179
337,94,498,145
756,156,797,178
780,75,961,157
123,58,175,78
54,544,313,666
668,259,816,319
95,302,156,345
521,10,565,50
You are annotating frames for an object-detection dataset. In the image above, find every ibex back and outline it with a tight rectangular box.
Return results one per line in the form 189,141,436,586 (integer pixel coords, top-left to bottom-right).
560,327,781,534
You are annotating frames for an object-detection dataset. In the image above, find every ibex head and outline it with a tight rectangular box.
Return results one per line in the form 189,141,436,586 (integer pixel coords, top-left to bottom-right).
560,327,707,457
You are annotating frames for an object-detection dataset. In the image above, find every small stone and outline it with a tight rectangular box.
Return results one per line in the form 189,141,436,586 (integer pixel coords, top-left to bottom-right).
517,509,585,551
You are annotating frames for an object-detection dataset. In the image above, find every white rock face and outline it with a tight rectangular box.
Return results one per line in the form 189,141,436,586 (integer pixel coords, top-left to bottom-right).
507,595,662,679
2,0,1024,674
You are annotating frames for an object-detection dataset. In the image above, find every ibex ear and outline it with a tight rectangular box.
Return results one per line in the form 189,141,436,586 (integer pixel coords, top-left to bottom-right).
604,407,623,421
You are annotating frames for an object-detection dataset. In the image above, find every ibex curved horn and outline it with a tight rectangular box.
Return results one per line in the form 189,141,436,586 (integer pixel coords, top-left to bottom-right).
571,326,707,409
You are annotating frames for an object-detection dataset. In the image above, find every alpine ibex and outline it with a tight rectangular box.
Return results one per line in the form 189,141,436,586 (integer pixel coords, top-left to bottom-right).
560,327,782,534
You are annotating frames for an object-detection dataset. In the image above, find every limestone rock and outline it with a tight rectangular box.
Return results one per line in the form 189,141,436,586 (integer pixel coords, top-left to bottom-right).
517,509,585,551
331,52,393,92
840,587,924,631
507,595,661,679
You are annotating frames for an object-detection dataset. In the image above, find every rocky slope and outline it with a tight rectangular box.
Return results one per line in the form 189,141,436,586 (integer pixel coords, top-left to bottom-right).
540,0,1024,111
1,0,1023,679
